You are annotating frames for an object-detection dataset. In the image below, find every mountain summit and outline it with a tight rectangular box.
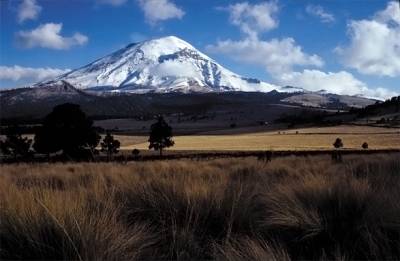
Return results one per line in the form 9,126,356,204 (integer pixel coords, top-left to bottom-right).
48,36,278,93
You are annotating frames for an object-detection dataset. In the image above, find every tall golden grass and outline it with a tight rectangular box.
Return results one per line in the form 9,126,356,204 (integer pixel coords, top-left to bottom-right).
1,154,399,260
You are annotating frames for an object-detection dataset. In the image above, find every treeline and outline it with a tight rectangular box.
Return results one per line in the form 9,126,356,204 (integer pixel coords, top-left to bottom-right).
276,96,400,128
353,96,400,117
274,110,341,127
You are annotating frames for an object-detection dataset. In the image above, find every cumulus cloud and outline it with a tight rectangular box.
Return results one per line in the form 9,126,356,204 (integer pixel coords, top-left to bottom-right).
137,0,185,25
305,4,335,23
336,1,400,77
209,0,396,98
222,1,279,39
277,69,398,99
207,37,323,75
375,0,400,24
0,65,70,83
97,0,128,6
16,23,88,50
208,2,322,75
17,0,42,23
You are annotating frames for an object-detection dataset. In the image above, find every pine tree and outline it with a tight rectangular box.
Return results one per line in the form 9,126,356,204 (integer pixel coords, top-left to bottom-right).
148,116,174,156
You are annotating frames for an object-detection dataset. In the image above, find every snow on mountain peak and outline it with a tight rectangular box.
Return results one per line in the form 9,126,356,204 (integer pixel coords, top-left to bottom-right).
46,36,278,93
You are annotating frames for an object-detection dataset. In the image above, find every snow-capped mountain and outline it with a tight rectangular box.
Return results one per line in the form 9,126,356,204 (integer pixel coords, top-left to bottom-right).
11,35,375,112
45,36,278,93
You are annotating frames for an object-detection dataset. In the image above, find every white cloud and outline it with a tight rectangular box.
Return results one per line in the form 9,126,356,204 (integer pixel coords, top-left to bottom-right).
17,0,42,23
277,69,398,99
209,1,322,75
209,0,397,98
223,1,279,39
97,0,128,6
336,1,400,77
0,65,70,83
305,4,335,23
137,0,185,25
375,0,400,24
207,37,323,75
16,23,88,50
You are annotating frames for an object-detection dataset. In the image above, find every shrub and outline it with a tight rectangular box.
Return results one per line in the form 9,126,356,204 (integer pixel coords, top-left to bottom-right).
333,138,343,149
132,148,140,160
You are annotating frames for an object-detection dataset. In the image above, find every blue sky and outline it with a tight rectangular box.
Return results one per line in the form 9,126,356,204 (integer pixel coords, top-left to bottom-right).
0,0,399,99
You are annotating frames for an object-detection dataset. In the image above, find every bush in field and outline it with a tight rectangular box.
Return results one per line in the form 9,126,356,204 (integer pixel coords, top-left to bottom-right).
33,103,100,159
362,142,369,149
333,138,343,149
148,116,174,156
0,126,32,159
100,132,120,160
132,148,140,160
332,138,344,162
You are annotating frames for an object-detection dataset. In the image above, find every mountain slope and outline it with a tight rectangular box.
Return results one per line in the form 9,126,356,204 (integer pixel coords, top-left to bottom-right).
0,90,296,122
281,92,376,108
47,36,278,93
1,81,91,105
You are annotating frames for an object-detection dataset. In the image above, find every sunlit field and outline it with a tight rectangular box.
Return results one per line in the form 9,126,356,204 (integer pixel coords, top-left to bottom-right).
117,125,400,151
1,154,399,260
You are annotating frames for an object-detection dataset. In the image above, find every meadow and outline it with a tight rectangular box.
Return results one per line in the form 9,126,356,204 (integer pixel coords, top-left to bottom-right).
117,125,400,151
1,154,399,260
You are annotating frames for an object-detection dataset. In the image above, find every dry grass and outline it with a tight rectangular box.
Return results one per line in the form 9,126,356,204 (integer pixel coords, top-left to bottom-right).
118,125,400,150
1,154,400,260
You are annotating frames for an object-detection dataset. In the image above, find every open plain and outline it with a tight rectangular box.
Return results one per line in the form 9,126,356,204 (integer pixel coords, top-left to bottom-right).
116,125,400,151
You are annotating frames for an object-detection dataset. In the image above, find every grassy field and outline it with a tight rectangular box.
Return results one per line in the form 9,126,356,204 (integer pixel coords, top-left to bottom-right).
1,154,399,260
117,125,400,151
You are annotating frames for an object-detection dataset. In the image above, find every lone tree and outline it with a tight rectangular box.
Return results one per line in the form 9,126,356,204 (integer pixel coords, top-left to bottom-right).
0,126,32,160
362,142,369,149
33,103,100,159
148,116,174,156
101,132,120,160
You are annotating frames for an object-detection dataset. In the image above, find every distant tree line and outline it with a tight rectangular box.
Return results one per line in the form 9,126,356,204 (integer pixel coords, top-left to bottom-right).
355,96,400,118
274,110,343,128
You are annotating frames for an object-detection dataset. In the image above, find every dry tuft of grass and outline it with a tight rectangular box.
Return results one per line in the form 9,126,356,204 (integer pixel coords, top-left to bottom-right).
0,154,399,260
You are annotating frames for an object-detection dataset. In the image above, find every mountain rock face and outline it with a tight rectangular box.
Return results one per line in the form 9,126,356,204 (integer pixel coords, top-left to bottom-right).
47,36,278,93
